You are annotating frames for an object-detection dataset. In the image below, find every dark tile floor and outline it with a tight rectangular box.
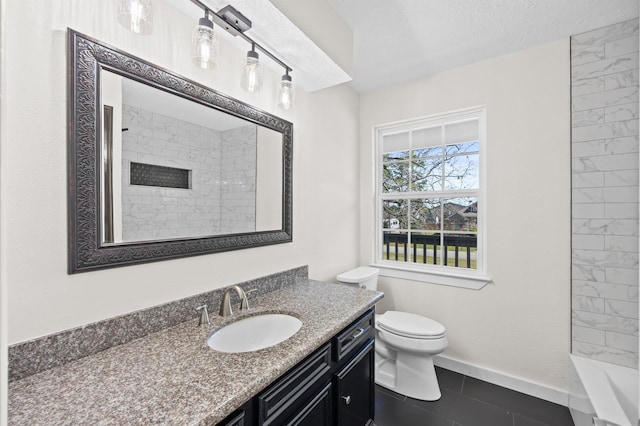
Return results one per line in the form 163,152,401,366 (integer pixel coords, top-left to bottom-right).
373,367,575,426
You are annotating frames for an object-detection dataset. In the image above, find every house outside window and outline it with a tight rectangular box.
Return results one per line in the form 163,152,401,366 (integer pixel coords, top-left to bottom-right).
374,107,489,289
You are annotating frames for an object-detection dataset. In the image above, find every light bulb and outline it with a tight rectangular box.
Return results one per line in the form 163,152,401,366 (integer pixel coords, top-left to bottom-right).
277,73,295,110
241,49,263,92
117,0,153,35
192,16,218,70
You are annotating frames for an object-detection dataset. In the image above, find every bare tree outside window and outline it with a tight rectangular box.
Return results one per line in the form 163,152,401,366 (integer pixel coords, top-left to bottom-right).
378,114,483,271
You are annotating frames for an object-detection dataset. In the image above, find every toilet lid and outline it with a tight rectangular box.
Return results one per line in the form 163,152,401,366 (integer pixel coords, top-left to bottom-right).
336,266,379,283
377,311,446,339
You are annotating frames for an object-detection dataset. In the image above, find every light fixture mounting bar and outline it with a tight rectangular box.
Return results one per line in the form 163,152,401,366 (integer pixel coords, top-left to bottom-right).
237,31,292,73
187,0,292,73
218,5,251,33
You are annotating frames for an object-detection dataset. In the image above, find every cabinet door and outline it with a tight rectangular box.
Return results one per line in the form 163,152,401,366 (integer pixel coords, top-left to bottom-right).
284,382,332,426
259,344,331,426
216,408,246,426
335,339,374,426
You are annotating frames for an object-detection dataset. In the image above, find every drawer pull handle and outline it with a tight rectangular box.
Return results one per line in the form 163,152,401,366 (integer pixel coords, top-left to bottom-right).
351,328,365,340
342,395,351,405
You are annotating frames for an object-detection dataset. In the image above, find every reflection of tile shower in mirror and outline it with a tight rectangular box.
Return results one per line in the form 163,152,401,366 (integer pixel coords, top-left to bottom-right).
120,104,257,241
100,69,282,244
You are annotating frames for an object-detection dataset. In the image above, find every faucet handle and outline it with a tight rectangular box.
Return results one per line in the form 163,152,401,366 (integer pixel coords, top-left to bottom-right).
240,289,258,311
196,304,210,326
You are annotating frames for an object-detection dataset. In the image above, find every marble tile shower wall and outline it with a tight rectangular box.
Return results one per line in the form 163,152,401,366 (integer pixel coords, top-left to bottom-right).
571,18,639,369
121,105,257,240
122,105,222,240
220,125,257,234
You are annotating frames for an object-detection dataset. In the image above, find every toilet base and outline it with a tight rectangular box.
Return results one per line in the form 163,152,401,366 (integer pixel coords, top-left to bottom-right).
375,351,442,401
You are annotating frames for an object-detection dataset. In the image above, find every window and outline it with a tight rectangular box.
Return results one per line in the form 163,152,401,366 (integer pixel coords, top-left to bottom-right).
374,107,488,288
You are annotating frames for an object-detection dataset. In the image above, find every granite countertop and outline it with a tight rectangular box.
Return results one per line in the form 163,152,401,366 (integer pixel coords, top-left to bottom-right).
9,280,383,425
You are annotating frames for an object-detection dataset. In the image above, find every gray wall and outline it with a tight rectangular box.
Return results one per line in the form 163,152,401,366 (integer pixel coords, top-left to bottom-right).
571,18,639,368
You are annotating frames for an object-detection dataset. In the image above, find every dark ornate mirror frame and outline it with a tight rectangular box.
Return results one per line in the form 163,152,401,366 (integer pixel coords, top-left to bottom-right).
67,30,293,273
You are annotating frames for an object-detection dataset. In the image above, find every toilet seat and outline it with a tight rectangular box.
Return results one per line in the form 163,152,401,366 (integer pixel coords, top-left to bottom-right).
377,311,446,339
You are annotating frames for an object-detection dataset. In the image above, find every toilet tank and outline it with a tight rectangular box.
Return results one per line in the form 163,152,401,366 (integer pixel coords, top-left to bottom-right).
336,267,379,290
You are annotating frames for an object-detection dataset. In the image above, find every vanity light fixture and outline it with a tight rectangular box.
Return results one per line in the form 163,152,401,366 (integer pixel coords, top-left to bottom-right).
196,2,295,108
240,43,263,93
277,70,295,110
119,0,295,109
117,0,153,35
192,9,219,70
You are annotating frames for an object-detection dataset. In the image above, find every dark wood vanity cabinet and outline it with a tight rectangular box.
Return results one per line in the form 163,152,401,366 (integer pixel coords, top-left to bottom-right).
334,340,374,426
281,381,333,426
258,344,332,425
217,407,249,426
216,309,375,426
332,309,375,426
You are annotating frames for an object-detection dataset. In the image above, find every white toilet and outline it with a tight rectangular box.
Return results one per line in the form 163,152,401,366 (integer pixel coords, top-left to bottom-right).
336,266,448,401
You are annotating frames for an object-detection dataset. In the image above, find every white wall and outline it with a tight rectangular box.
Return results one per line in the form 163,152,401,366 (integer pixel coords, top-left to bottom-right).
0,0,7,419
269,0,353,77
2,0,359,344
359,40,572,393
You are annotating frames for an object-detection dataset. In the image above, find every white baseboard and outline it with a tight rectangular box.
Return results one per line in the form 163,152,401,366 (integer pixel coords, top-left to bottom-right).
434,354,569,407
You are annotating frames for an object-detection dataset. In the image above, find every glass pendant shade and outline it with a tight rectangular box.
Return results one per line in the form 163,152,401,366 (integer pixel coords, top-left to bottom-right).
117,0,153,35
277,74,295,110
192,17,219,70
241,50,263,92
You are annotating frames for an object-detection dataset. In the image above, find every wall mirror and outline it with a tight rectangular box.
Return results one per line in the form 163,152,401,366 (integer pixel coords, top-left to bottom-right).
68,30,292,273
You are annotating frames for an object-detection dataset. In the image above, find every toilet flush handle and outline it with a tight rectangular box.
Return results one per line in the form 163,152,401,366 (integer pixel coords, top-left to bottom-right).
341,395,351,405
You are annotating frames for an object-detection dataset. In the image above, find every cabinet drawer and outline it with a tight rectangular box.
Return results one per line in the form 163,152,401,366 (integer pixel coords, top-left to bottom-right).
333,309,374,362
258,343,331,425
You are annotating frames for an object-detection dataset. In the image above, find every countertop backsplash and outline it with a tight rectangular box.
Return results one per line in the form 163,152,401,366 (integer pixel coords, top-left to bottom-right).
8,265,308,382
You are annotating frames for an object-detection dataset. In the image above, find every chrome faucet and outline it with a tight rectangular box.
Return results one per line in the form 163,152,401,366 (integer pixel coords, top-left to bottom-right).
219,285,249,317
196,304,211,326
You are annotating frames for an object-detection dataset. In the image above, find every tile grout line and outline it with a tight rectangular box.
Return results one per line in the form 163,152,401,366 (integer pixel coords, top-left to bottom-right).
458,375,562,426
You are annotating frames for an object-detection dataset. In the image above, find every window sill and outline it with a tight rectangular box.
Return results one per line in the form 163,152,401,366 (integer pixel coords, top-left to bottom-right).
371,263,492,290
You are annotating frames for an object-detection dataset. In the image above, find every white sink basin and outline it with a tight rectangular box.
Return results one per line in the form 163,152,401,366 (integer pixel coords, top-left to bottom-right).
207,314,302,353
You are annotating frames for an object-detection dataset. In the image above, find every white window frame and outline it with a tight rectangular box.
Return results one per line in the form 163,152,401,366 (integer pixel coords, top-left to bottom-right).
372,106,490,289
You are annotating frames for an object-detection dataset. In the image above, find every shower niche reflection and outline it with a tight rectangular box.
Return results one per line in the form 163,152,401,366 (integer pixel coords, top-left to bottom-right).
101,71,283,244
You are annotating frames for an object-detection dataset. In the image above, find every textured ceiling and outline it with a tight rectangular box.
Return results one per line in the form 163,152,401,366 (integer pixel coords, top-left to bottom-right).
328,0,639,92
